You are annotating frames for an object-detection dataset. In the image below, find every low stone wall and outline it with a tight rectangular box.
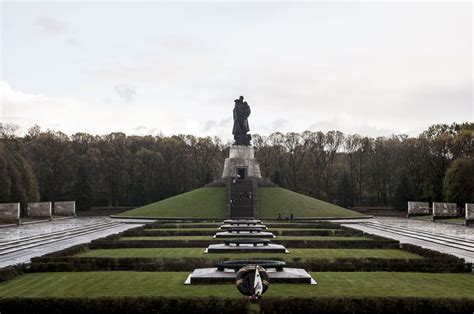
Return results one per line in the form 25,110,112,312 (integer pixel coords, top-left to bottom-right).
407,202,430,217
466,203,474,226
0,203,20,224
27,202,52,219
54,201,76,216
432,202,458,220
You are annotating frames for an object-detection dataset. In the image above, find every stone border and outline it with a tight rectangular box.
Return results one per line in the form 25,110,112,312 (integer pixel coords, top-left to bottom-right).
27,202,52,220
53,201,76,217
0,203,21,225
432,202,458,221
407,201,430,218
465,203,474,226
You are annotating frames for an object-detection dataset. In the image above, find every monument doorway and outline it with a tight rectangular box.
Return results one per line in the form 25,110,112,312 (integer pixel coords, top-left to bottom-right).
237,168,247,180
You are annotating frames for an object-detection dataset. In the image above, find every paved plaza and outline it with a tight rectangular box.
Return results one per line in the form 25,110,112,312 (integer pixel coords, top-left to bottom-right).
342,217,474,263
0,217,147,267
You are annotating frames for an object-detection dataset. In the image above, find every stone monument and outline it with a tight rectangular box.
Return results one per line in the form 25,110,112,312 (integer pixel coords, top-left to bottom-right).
222,96,261,179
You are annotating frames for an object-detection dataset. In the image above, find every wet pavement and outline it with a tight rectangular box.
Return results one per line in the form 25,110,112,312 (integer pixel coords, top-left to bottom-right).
0,217,148,268
340,217,474,264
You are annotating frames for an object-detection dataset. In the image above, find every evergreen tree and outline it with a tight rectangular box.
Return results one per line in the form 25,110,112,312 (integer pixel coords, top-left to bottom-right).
443,158,474,204
336,172,352,208
393,172,414,209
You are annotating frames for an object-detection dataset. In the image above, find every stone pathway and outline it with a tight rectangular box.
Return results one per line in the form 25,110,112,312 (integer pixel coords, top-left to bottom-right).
0,217,148,268
341,217,474,264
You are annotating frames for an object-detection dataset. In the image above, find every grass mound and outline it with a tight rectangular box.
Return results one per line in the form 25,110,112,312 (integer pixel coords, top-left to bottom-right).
259,187,363,218
119,187,225,218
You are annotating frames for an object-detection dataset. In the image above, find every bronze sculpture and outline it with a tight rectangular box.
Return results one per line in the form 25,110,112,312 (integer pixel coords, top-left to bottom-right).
232,96,251,146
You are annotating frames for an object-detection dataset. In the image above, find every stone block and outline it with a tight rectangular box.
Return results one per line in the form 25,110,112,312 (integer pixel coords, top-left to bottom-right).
466,203,474,225
0,203,20,224
222,145,262,179
432,202,458,219
27,202,52,219
407,201,430,217
205,243,288,253
54,201,76,216
185,267,316,284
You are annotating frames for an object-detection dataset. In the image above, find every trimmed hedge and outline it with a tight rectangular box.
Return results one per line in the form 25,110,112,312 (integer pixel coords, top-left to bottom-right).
88,239,398,249
277,229,363,237
0,297,247,314
274,240,398,249
0,266,24,283
144,223,220,229
265,223,342,229
89,240,222,249
29,256,470,273
34,244,89,258
141,228,215,237
259,297,474,314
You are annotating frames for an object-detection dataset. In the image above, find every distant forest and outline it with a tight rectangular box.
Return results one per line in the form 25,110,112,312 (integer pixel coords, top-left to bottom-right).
0,122,472,210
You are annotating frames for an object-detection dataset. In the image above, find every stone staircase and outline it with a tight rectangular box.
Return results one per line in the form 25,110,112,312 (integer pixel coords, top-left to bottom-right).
229,179,257,219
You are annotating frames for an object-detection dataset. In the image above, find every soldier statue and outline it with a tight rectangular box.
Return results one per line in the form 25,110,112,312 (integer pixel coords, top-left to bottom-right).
232,96,251,146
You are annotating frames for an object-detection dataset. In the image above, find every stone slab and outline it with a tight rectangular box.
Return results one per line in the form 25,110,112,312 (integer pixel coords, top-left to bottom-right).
407,202,430,217
466,204,474,226
186,267,316,284
214,231,275,238
220,224,267,230
223,219,262,225
466,204,474,220
432,202,458,219
27,202,52,219
53,201,76,216
205,243,288,253
0,203,20,224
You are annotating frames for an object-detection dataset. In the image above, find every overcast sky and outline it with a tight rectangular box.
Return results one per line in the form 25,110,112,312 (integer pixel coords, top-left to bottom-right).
1,1,472,140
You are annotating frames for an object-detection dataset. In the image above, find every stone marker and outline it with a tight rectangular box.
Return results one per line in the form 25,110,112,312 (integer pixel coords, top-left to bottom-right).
407,201,430,218
432,202,458,221
465,203,474,226
27,202,52,220
54,201,76,217
0,203,20,225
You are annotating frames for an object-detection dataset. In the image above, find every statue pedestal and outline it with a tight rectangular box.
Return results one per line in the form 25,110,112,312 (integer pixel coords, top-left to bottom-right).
221,145,262,179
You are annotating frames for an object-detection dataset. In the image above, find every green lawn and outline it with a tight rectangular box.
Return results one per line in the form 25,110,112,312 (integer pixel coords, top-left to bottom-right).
119,187,225,218
259,188,364,218
77,248,421,260
119,236,369,241
0,272,472,299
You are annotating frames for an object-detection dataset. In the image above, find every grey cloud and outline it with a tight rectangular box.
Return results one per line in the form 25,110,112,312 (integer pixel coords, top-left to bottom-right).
202,118,232,132
35,16,67,33
271,119,289,131
308,120,396,137
203,120,217,132
114,85,136,103
134,125,147,132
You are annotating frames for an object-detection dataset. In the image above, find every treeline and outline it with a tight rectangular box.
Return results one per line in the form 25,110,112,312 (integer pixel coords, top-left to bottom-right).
0,122,472,210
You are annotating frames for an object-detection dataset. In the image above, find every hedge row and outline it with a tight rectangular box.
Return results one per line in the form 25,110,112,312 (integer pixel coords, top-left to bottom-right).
33,244,89,258
144,223,220,229
89,239,399,249
0,297,247,314
277,229,363,237
3,296,470,314
0,266,24,283
29,256,470,273
399,243,464,261
259,297,474,314
124,229,365,237
265,223,342,229
274,239,398,249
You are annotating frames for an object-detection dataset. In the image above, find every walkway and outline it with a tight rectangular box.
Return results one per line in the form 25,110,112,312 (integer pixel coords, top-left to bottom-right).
0,217,148,268
341,217,474,264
